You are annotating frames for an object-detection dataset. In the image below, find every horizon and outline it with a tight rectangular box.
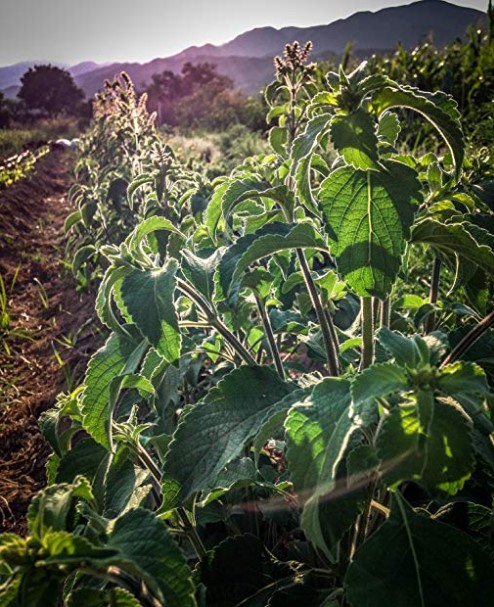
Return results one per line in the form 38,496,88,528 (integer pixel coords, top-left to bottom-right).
0,0,488,69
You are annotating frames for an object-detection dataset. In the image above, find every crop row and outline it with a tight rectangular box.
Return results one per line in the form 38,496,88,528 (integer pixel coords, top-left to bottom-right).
2,45,494,606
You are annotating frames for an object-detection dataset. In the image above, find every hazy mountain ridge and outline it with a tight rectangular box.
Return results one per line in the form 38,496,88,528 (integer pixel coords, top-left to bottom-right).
0,1,487,98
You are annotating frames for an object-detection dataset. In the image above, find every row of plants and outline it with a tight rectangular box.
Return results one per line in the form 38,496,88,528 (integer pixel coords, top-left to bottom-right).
2,43,494,606
0,144,49,189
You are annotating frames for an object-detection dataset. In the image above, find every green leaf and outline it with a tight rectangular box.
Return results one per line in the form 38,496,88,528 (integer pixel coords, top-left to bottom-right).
0,575,22,607
163,366,294,504
199,457,258,506
27,477,94,540
291,113,332,166
285,378,363,560
412,219,494,278
205,181,228,243
81,333,142,449
345,495,494,607
291,113,332,212
108,373,155,421
439,362,490,399
330,109,379,170
181,248,224,303
302,444,379,564
55,438,107,484
433,502,494,556
377,399,474,495
17,570,61,607
221,178,293,223
377,327,421,367
63,209,82,233
103,445,151,518
40,531,117,565
126,216,185,251
319,161,422,298
372,86,464,180
286,378,355,492
120,260,181,364
108,508,196,607
377,111,401,146
216,222,325,304
229,222,327,294
269,126,289,157
253,388,311,464
351,362,408,406
95,266,132,333
126,173,153,210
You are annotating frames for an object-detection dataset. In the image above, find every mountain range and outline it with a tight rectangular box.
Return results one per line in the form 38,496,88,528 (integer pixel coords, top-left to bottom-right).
0,1,487,99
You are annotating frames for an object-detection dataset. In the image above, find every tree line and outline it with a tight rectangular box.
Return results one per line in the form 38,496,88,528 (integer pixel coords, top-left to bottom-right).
0,63,266,132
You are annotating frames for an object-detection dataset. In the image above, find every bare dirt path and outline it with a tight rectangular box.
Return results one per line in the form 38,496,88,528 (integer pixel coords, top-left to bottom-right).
0,150,96,534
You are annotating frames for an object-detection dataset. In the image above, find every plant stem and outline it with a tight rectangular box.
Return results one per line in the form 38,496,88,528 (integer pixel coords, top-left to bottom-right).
440,309,494,368
425,255,441,334
372,298,380,328
176,509,208,560
360,297,374,370
296,249,339,376
134,440,208,561
80,567,161,607
380,297,390,329
254,292,286,380
176,278,257,366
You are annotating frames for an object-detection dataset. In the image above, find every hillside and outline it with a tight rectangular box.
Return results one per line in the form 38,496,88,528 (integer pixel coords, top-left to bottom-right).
73,0,488,96
0,1,487,98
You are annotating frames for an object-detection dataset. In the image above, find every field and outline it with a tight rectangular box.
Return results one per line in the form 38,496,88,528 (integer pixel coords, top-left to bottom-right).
1,33,494,607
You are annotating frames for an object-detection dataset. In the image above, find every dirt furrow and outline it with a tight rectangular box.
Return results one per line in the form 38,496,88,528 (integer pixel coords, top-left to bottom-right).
0,150,96,534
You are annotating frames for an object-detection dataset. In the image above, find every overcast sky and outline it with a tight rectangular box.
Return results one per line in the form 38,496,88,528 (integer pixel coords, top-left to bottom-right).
0,0,488,67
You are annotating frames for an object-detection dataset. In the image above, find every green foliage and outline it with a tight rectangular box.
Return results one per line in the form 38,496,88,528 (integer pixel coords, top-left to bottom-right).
4,41,494,606
145,62,266,132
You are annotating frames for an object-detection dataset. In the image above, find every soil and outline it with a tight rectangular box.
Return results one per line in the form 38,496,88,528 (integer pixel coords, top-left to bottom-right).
0,150,97,535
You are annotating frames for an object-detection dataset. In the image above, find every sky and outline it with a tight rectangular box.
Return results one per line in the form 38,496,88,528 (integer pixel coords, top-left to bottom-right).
0,0,489,67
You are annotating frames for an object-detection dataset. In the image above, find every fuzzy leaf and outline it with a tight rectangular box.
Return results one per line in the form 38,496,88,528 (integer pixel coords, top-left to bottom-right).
163,367,294,503
127,215,184,249
345,495,494,607
81,333,143,448
319,161,422,297
108,509,196,607
330,109,379,170
286,378,363,559
377,111,401,146
372,86,464,180
181,248,224,303
412,219,494,278
216,222,325,304
352,362,408,406
377,399,474,495
439,362,490,399
378,327,422,367
292,113,332,212
120,260,181,364
230,222,327,292
221,178,293,222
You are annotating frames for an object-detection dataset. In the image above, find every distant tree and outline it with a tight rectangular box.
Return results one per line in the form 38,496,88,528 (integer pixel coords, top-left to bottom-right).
18,65,84,117
146,70,183,124
180,62,233,96
0,92,12,128
145,62,259,130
